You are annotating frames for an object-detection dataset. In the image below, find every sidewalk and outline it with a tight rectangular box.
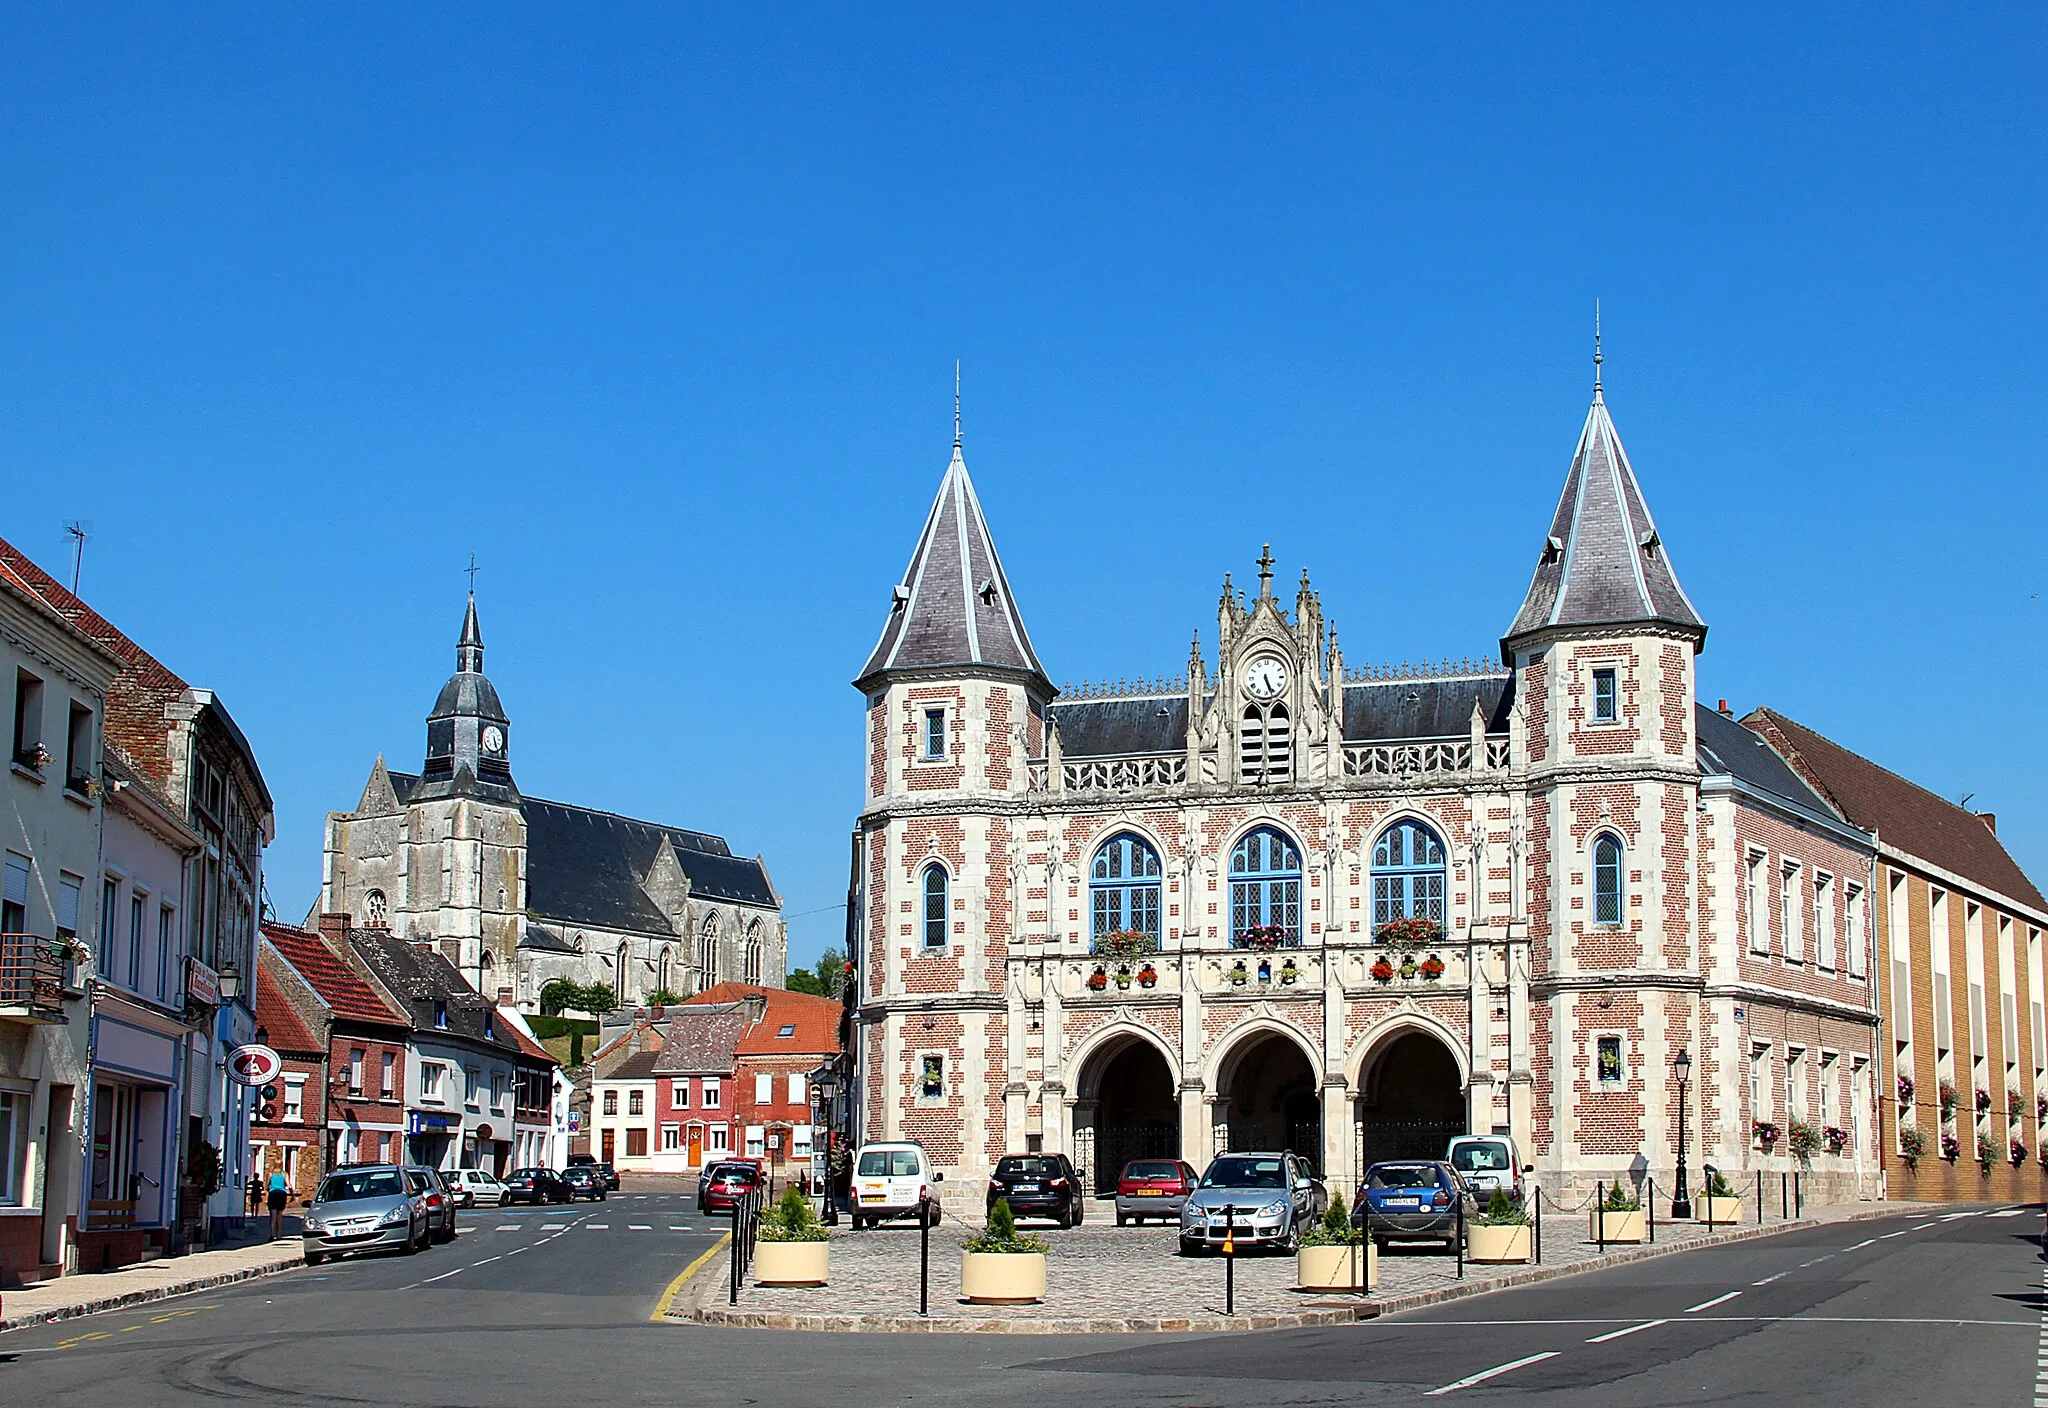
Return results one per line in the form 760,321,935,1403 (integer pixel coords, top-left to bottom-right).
1,1237,304,1333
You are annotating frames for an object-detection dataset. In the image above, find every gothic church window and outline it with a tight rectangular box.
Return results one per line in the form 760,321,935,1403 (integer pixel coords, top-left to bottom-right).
698,915,718,987
1229,827,1300,948
1090,833,1162,949
921,864,949,950
1372,821,1447,930
657,947,673,994
744,921,763,984
1592,834,1624,927
364,889,388,927
615,942,631,1001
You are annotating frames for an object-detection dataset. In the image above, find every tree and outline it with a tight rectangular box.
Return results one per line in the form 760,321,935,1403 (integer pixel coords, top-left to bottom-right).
644,987,685,1006
538,978,580,1016
787,946,848,998
579,982,620,1016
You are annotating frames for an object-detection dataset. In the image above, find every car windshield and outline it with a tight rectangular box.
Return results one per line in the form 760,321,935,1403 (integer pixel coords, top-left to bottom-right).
995,1157,1062,1179
1368,1165,1441,1190
1124,1162,1182,1180
712,1164,757,1182
1450,1142,1511,1173
1201,1157,1286,1189
857,1150,922,1177
318,1170,404,1202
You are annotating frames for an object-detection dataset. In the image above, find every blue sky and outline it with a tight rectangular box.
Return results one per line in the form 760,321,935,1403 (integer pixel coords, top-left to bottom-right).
4,7,2043,966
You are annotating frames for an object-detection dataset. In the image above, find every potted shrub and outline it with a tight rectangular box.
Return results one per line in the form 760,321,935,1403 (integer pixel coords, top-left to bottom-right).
1786,1118,1822,1166
754,1185,831,1287
1136,963,1159,989
1370,956,1395,983
1297,1195,1375,1291
1696,1168,1743,1224
1278,958,1299,986
1419,954,1445,981
1467,1187,1532,1263
1229,960,1249,987
1590,1182,1645,1244
960,1198,1049,1305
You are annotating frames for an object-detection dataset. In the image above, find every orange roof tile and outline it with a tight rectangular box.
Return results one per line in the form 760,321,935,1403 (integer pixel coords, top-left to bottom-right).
687,982,842,1055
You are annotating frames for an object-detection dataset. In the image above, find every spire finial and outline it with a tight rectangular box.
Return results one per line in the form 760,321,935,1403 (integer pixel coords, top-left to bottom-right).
1256,543,1275,599
953,360,962,449
466,552,479,594
1592,299,1604,397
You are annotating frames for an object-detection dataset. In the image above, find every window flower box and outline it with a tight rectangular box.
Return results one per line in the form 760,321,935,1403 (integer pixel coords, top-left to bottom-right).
1752,1121,1780,1150
1821,1125,1850,1155
1278,959,1299,987
1895,1074,1914,1105
1113,967,1132,991
1898,1125,1927,1168
1370,956,1395,984
1228,961,1249,987
1419,954,1445,981
1136,964,1158,989
1975,1088,1992,1114
1085,968,1108,993
1940,1132,1961,1162
2011,1139,2028,1166
1374,915,1443,949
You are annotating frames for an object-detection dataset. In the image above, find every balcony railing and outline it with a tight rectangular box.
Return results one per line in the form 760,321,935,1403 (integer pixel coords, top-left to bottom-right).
1025,736,1510,796
0,934,68,1021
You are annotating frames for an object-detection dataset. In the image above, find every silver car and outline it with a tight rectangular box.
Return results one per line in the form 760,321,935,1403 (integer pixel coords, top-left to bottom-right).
1178,1152,1318,1255
302,1165,428,1265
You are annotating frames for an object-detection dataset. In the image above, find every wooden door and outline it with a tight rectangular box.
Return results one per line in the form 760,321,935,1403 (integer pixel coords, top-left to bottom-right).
601,1128,615,1164
687,1129,702,1167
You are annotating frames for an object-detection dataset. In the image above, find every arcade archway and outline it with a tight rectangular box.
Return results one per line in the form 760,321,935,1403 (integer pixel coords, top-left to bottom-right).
1074,1035,1179,1195
1354,1028,1466,1172
1217,1030,1322,1173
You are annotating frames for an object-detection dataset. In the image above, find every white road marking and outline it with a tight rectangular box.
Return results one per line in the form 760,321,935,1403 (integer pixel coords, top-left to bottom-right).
1847,1239,1875,1249
541,1225,567,1231
1753,1272,1789,1286
1586,1319,1668,1343
1686,1292,1742,1314
471,1256,500,1266
628,1224,653,1230
1395,1315,2031,1329
1940,1211,1980,1221
587,1224,610,1230
669,1227,691,1232
1798,1255,1834,1267
1425,1352,1561,1395
497,1226,519,1232
1878,1229,1911,1239
507,1247,527,1256
420,1268,463,1284
1987,1209,2027,1218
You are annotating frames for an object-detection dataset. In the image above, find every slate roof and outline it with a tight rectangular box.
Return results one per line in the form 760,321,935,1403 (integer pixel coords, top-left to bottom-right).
1743,709,2048,912
1504,389,1704,648
856,442,1049,689
1045,675,1512,758
348,929,541,1062
382,775,778,927
1694,706,1850,831
692,981,842,1056
604,1049,664,1082
262,921,409,1028
650,1007,750,1076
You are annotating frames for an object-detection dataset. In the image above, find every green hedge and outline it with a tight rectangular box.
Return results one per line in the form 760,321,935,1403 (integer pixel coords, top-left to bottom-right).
526,1015,598,1040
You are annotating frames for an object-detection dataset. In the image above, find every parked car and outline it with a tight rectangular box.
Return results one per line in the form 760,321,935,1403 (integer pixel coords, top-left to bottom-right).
1115,1159,1200,1226
449,1169,508,1207
698,1160,764,1216
561,1165,609,1201
301,1164,429,1265
985,1153,1085,1228
565,1153,597,1168
503,1167,571,1205
1178,1152,1318,1255
850,1141,943,1230
592,1162,621,1192
1354,1160,1481,1252
1445,1135,1531,1206
408,1167,460,1243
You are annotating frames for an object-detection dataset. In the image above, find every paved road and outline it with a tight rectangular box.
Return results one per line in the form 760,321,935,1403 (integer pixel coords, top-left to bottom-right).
2,1198,2038,1405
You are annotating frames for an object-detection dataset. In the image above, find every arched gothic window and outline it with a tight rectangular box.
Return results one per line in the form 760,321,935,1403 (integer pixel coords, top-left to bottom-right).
1372,820,1447,929
1229,826,1301,947
615,942,631,1002
921,864,949,950
656,946,673,995
1090,833,1162,948
1593,834,1625,927
744,921,763,984
363,889,388,927
697,915,718,988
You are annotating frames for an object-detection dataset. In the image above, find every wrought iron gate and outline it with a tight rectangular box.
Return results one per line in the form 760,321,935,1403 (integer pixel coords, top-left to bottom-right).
1354,1118,1465,1173
1089,1123,1179,1195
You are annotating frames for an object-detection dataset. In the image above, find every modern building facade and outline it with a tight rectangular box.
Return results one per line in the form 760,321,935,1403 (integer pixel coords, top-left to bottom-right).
846,370,1909,1209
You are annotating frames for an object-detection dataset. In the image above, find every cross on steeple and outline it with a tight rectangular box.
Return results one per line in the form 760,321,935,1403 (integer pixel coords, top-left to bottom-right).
466,553,480,593
1256,543,1275,599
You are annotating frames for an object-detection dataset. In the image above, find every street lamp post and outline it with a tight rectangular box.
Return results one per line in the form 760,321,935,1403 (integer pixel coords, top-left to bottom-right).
1672,1047,1693,1221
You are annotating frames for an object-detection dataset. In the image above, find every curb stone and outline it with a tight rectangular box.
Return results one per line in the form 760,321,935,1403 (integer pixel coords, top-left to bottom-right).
667,1205,1904,1335
0,1253,305,1334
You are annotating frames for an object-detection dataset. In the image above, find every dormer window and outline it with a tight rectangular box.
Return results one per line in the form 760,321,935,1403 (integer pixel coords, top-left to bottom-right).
921,708,946,761
434,1000,448,1029
1592,668,1618,724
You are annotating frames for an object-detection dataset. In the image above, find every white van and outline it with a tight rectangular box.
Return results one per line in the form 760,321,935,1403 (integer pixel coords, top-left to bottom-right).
850,1142,943,1229
1445,1134,1531,1205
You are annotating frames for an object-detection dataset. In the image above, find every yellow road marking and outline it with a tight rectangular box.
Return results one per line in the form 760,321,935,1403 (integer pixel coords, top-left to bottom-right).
650,1233,730,1322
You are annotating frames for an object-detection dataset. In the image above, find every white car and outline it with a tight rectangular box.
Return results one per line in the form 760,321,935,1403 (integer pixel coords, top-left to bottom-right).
850,1141,943,1229
449,1169,509,1207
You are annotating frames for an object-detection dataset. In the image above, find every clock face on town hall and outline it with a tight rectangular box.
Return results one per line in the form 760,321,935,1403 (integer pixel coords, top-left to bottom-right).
1244,656,1288,700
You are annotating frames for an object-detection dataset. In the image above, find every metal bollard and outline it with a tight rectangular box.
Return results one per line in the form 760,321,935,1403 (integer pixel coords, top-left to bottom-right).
1534,1188,1543,1264
1597,1181,1606,1253
1781,1172,1788,1221
918,1196,930,1317
1647,1177,1655,1244
1794,1172,1803,1219
1222,1204,1236,1316
730,1195,741,1306
1755,1169,1763,1225
1456,1193,1465,1280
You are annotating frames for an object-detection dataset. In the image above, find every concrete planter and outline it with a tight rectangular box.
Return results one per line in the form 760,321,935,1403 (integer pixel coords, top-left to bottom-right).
1465,1222,1533,1263
960,1251,1047,1304
1695,1197,1744,1225
1590,1209,1646,1244
1296,1242,1376,1292
753,1240,830,1287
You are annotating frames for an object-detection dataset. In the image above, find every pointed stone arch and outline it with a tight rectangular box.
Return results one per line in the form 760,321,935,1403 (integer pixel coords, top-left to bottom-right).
1068,1016,1181,1196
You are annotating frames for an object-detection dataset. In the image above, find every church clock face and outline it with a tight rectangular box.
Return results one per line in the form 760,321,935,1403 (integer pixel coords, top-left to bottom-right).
1245,657,1289,701
481,725,505,755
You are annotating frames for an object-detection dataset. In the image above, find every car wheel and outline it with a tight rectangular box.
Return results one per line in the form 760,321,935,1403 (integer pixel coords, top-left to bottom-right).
304,1250,324,1267
400,1225,420,1256
1178,1238,1202,1257
1374,1237,1390,1254
1116,1211,1127,1227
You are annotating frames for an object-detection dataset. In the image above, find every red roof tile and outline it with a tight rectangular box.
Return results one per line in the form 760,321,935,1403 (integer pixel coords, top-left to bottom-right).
687,982,842,1055
255,961,324,1056
262,921,408,1028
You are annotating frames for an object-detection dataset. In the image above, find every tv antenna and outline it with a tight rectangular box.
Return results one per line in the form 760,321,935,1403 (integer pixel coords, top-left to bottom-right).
63,521,91,594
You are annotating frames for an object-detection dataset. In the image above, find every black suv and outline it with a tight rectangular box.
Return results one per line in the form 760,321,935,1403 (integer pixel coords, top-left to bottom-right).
986,1153,1085,1228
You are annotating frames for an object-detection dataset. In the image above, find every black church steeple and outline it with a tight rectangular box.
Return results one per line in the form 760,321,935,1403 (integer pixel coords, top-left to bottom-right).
415,592,518,803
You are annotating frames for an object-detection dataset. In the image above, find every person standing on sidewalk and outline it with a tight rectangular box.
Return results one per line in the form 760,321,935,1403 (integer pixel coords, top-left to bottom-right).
266,1169,289,1240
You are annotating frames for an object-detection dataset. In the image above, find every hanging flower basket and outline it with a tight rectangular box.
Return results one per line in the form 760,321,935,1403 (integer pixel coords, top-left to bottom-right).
1370,956,1395,984
1975,1087,1992,1113
1896,1074,1914,1105
1239,925,1292,953
1114,967,1132,991
1786,1119,1822,1165
2012,1139,2029,1166
1937,1079,1958,1116
1419,954,1445,981
1752,1121,1780,1149
1940,1132,1961,1162
1375,915,1443,950
1821,1125,1850,1155
1096,930,1158,962
1085,968,1108,992
1976,1131,1998,1167
1398,955,1419,980
1229,962,1249,987
1277,959,1299,987
2037,1093,2048,1121
1136,964,1158,989
1898,1125,1927,1169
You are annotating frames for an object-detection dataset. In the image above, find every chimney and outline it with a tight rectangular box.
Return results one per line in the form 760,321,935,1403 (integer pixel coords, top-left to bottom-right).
317,912,352,954
1979,813,1997,835
746,994,769,1026
1717,699,1732,717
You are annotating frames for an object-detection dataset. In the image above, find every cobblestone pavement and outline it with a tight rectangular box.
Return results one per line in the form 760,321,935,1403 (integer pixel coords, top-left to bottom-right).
711,1200,1859,1326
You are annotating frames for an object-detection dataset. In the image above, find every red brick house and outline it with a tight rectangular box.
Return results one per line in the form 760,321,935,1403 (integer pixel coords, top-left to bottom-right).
694,983,841,1181
260,921,412,1172
250,949,328,1207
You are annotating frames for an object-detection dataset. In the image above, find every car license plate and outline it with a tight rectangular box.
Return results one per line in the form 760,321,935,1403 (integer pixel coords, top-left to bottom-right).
1134,1189,1162,1197
1387,1198,1421,1210
1014,1183,1039,1192
861,1194,885,1204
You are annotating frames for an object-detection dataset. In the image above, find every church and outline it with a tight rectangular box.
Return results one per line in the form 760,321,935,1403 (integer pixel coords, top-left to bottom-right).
847,357,1888,1207
321,595,785,1011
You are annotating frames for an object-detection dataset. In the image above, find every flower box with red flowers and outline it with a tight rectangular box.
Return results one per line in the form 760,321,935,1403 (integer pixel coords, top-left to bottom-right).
1237,925,1294,953
1085,968,1108,992
1821,1125,1850,1154
1752,1121,1780,1147
1419,954,1446,981
1370,956,1396,983
1374,916,1443,950
1136,964,1159,989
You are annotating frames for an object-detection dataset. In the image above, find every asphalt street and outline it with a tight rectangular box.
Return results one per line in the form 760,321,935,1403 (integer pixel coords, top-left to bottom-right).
1,1197,2038,1406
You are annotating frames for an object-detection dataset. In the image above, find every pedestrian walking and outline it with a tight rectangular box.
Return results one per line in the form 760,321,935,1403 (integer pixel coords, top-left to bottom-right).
267,1169,290,1240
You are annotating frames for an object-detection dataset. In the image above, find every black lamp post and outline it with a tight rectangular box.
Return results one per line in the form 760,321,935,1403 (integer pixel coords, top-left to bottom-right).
1672,1047,1694,1220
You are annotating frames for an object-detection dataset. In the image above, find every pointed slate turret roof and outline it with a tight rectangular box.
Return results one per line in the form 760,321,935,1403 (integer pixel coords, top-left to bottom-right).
856,440,1049,691
1504,384,1705,651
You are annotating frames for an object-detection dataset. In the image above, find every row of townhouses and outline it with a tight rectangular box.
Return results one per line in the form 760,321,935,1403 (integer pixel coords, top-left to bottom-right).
843,367,2048,1210
252,916,568,1208
2,538,272,1283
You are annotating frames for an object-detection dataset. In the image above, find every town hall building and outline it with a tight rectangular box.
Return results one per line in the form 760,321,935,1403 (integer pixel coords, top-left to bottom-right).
848,358,1897,1208
321,594,785,1012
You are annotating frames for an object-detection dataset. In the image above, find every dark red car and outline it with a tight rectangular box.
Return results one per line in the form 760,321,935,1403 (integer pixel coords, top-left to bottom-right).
1115,1159,1200,1226
697,1161,763,1216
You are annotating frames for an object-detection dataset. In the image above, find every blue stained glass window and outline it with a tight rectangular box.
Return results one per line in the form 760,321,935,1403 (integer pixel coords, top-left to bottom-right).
1090,833,1162,946
1593,835,1624,927
1371,821,1447,929
1229,827,1301,947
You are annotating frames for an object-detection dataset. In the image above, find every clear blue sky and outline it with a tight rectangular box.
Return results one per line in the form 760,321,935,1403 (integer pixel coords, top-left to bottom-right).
4,7,2043,966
